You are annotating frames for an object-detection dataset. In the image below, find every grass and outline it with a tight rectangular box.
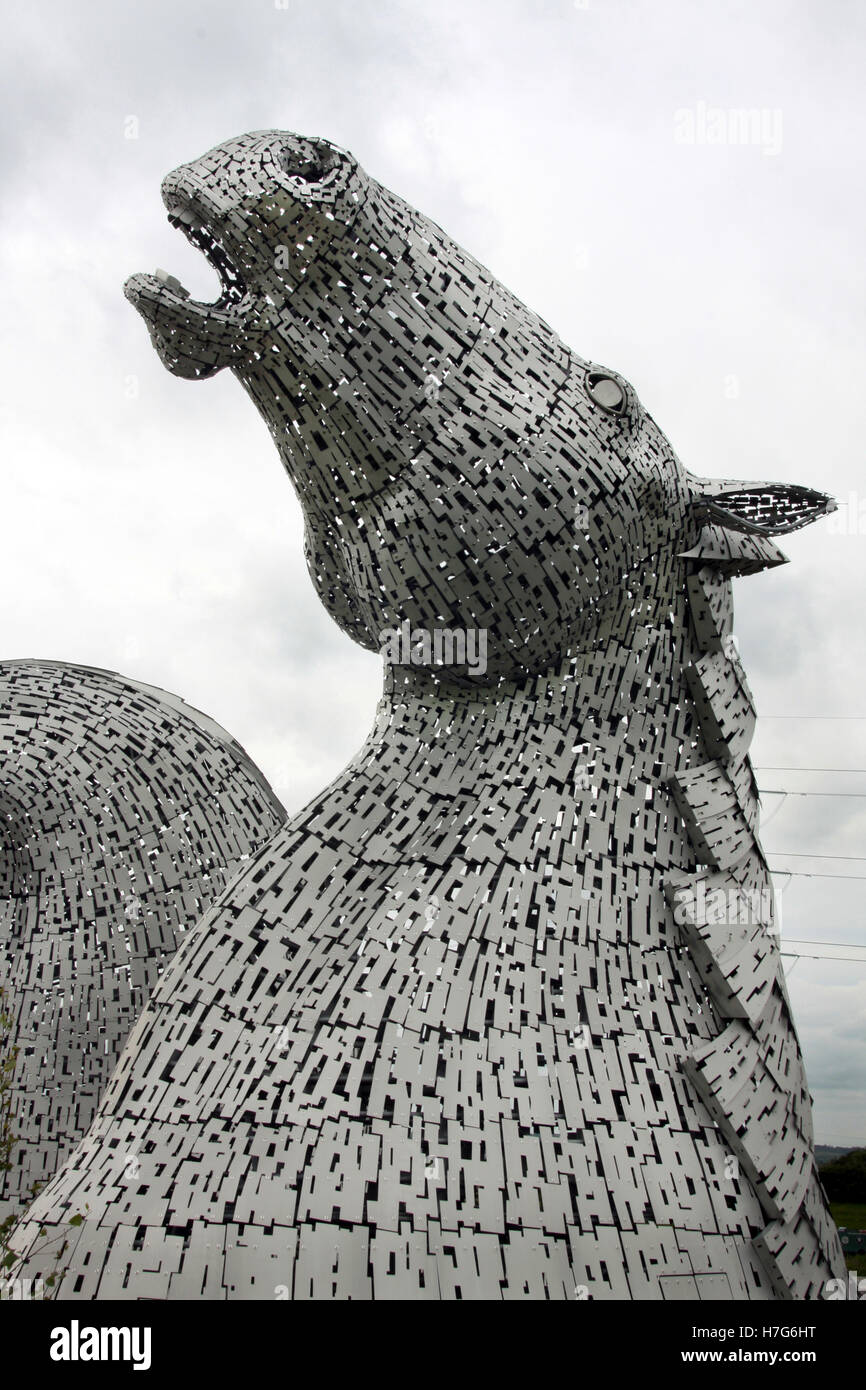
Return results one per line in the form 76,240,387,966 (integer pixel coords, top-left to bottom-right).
829,1204,866,1277
829,1203,866,1229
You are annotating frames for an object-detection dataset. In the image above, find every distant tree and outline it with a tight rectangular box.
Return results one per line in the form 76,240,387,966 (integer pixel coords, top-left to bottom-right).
819,1148,866,1206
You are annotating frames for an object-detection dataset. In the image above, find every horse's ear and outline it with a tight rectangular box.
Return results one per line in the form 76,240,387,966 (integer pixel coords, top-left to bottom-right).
687,477,836,536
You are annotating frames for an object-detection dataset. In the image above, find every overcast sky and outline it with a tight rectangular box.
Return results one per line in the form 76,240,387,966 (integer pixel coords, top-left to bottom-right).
2,0,864,1145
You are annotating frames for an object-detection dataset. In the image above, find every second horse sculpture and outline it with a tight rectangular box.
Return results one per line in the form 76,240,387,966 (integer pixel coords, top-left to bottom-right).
13,131,844,1299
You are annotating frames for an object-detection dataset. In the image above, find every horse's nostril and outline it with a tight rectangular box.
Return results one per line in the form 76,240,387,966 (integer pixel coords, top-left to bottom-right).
586,372,626,413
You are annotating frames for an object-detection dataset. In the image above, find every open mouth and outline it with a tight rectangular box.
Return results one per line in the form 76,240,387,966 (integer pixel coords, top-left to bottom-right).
123,191,253,379
163,197,249,303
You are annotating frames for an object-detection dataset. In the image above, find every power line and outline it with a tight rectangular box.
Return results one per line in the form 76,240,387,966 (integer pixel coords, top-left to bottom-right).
761,788,866,798
784,938,866,950
781,951,866,961
770,869,866,881
760,716,866,721
780,951,866,963
755,766,866,774
765,851,866,862
779,938,866,964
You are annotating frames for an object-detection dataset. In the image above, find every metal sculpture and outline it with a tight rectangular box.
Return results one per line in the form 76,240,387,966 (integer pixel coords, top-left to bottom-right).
0,660,284,1221
10,132,844,1299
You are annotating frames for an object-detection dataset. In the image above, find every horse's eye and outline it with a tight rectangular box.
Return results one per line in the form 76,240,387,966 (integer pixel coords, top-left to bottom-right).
280,150,327,183
586,372,626,414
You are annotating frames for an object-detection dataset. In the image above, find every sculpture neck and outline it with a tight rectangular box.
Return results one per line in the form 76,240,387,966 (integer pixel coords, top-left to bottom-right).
363,576,701,804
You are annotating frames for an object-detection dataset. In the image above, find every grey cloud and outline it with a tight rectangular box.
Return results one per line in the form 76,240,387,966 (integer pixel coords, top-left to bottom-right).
2,0,864,1142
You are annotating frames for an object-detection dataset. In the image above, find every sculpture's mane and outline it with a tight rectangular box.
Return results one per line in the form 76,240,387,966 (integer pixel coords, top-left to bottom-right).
663,514,839,1293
